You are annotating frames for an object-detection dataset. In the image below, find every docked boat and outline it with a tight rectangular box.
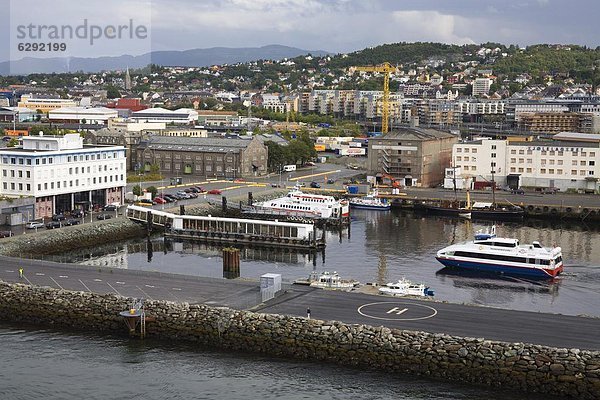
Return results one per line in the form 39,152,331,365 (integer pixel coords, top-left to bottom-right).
294,271,359,290
420,190,524,221
435,225,564,279
349,189,391,211
378,278,434,297
246,186,349,219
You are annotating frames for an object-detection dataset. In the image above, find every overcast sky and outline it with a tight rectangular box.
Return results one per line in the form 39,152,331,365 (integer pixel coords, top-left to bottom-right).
3,0,600,61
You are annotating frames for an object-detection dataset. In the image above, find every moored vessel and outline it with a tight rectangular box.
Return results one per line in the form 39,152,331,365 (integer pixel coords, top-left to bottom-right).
294,271,359,290
378,278,434,297
348,188,391,211
435,226,564,279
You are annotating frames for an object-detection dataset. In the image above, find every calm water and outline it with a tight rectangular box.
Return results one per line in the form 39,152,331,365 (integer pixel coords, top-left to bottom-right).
49,209,600,317
0,322,547,400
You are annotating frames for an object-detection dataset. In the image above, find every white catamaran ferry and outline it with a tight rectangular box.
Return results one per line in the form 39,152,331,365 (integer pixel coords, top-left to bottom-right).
253,186,349,219
435,226,564,279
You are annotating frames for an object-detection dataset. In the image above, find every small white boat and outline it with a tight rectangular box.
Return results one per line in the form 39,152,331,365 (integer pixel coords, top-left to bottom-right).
378,278,434,297
294,271,359,290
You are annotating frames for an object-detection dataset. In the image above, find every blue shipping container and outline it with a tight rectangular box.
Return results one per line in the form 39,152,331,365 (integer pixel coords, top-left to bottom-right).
347,185,359,194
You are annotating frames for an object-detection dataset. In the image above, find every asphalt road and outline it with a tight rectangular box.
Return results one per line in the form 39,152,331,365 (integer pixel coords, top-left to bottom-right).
0,256,261,309
258,287,600,350
2,255,599,350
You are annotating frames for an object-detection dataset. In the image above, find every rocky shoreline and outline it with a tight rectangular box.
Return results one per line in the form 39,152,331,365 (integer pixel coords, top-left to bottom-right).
0,281,598,399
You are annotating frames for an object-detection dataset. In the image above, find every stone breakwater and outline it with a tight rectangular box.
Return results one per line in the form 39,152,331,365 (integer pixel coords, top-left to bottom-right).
0,218,146,257
0,282,598,399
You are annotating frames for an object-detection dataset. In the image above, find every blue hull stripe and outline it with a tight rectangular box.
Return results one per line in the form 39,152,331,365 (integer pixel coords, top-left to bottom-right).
436,257,555,278
350,205,390,210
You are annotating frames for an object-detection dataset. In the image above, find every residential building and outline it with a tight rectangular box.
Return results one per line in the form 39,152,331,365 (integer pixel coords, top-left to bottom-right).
367,127,458,187
134,136,268,178
17,95,77,113
472,78,493,96
0,133,126,218
48,107,118,125
519,112,581,134
130,107,198,124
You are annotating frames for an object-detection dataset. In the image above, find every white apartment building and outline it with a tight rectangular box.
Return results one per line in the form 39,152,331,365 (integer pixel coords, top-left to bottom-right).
108,118,166,132
0,134,126,218
261,94,287,113
472,78,493,96
452,134,600,192
459,100,505,115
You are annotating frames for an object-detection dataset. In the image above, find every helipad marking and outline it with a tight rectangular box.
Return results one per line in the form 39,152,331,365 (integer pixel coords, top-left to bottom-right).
357,302,438,321
35,273,45,276
94,279,102,282
59,275,68,278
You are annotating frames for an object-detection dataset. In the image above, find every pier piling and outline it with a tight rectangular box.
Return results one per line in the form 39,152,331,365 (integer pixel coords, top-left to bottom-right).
222,247,240,279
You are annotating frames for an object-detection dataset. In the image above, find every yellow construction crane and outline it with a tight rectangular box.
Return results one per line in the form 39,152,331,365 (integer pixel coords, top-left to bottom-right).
355,62,395,133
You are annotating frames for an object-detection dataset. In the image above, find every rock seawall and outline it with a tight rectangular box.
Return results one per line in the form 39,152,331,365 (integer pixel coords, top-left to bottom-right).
0,218,146,257
0,282,598,399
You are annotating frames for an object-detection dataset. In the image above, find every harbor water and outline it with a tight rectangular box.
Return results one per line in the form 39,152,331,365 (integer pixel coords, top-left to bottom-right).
45,209,600,317
4,210,600,399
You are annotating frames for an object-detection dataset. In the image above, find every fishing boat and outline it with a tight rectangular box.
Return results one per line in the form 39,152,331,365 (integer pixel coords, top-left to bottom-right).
245,185,349,219
435,225,564,279
378,278,434,297
294,271,359,290
420,190,524,221
349,188,391,211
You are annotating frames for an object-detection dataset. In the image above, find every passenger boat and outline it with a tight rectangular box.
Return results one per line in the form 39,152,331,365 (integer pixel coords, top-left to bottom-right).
294,271,359,290
248,186,349,219
348,189,391,211
435,225,564,279
378,278,434,297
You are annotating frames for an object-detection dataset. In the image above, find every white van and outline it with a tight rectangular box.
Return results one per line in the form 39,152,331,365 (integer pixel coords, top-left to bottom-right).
283,165,296,172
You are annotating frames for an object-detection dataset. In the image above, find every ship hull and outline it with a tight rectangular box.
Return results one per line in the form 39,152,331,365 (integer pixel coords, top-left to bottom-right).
422,205,524,221
349,203,391,211
436,257,562,279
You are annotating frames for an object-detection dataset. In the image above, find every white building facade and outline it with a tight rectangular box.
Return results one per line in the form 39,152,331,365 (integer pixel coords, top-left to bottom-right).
452,136,600,192
130,107,199,124
48,107,119,124
0,134,126,218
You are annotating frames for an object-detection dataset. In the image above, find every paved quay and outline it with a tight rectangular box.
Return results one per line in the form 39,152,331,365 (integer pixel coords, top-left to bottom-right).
1,255,599,351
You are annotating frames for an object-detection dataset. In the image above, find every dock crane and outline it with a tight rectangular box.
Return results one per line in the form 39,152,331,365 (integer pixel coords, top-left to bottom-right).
354,62,395,134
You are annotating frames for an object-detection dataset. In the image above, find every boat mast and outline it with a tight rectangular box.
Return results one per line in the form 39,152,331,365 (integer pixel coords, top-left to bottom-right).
491,165,496,206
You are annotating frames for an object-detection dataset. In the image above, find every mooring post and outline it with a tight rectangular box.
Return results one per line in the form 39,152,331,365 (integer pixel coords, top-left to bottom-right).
179,204,185,215
146,210,152,235
222,247,240,279
222,196,227,213
248,192,253,206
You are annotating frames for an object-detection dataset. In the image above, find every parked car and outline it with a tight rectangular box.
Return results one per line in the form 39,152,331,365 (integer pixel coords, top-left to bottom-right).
270,183,280,188
103,204,117,211
64,218,81,226
52,213,66,221
541,187,559,194
188,187,200,193
154,197,167,204
71,209,85,218
26,221,45,229
327,179,335,184
310,181,321,188
138,198,155,205
195,186,206,193
511,188,525,195
208,189,222,195
163,194,177,202
45,221,62,229
97,214,113,220
0,230,12,237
